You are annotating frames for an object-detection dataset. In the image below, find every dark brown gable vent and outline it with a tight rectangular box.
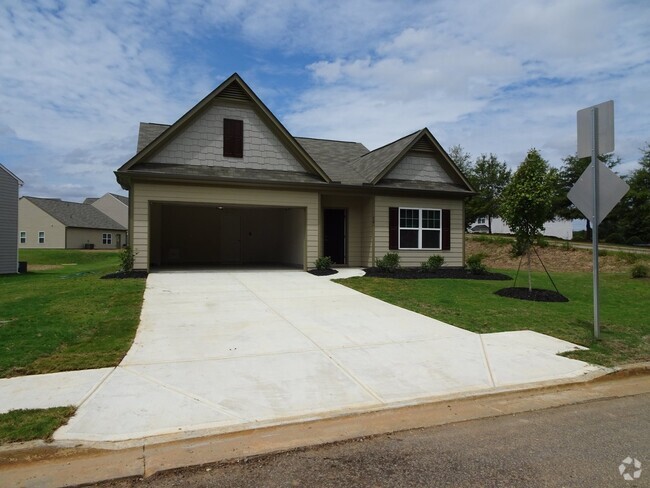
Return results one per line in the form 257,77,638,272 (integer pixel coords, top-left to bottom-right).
219,82,250,102
223,119,244,158
411,137,435,152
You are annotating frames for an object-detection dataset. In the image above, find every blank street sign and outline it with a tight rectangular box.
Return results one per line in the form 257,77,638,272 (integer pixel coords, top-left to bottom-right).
567,160,629,224
577,100,614,158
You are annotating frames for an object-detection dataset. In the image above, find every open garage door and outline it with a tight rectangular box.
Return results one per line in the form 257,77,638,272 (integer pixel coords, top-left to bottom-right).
149,203,305,268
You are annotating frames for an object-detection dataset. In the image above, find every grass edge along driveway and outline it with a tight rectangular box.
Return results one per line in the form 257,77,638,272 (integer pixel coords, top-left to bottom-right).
338,270,649,367
0,250,145,378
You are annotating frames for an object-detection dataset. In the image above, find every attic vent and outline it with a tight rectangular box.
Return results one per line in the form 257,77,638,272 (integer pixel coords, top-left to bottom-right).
219,82,250,101
412,138,435,152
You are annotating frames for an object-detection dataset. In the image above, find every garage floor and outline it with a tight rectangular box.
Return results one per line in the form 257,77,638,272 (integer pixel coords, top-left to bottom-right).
53,269,602,445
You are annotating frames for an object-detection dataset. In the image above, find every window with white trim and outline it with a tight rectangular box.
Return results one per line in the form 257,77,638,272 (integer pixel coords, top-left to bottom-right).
102,233,112,245
477,217,486,224
399,208,441,250
38,231,45,244
20,231,26,244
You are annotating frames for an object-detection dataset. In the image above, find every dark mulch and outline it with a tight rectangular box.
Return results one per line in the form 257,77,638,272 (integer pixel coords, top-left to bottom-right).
308,268,338,276
362,267,511,280
495,287,569,302
100,270,149,280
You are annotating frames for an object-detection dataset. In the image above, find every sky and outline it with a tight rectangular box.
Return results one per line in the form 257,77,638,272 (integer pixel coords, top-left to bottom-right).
1,0,648,202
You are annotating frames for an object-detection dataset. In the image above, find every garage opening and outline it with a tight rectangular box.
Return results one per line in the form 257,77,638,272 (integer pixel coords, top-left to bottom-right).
149,203,305,268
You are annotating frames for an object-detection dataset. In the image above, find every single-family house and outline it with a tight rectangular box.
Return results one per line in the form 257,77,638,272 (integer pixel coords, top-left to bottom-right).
115,73,475,271
0,164,23,274
19,197,126,249
469,216,573,240
84,193,129,228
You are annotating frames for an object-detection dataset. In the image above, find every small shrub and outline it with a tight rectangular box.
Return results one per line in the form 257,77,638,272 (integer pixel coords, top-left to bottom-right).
562,240,573,251
375,252,400,272
620,252,639,264
535,236,549,248
466,253,487,275
606,232,625,244
119,246,136,272
598,249,609,257
314,256,333,270
627,236,642,246
631,264,648,279
421,255,444,272
509,238,528,258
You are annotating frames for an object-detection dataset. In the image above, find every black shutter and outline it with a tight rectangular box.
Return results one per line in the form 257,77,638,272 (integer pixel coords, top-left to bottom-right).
389,207,398,250
442,209,451,250
223,119,243,158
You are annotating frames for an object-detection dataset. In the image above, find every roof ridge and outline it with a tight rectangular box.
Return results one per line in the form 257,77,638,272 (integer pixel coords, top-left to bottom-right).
295,136,364,145
356,129,422,159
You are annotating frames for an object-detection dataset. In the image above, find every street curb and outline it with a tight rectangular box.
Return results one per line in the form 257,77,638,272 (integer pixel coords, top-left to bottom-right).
2,367,649,488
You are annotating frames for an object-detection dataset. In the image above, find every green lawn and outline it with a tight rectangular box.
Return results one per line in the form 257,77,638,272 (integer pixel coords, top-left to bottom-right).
338,271,649,366
0,407,76,445
0,250,145,377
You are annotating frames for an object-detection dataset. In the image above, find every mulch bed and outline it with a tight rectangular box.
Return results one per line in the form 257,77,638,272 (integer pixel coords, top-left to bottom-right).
495,287,569,302
100,271,149,280
362,267,511,280
308,268,338,276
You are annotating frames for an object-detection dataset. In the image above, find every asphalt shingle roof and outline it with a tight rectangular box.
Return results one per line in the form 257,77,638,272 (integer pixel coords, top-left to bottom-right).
348,131,421,183
110,193,129,205
294,137,369,185
137,123,170,152
24,197,126,230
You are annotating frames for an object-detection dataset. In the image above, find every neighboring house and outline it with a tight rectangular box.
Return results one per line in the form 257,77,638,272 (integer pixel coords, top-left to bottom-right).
0,164,23,274
469,217,573,240
84,193,129,228
19,197,126,249
115,73,475,271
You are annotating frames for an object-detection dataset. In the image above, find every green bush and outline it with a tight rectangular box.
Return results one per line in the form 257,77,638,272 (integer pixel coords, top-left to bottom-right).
421,255,444,272
631,264,648,279
375,252,400,272
119,247,135,272
535,236,549,248
314,256,333,270
627,236,642,246
598,249,609,257
466,253,487,275
562,240,573,251
606,232,625,244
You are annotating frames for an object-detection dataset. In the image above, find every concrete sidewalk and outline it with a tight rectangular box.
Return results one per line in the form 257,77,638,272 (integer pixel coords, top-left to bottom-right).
1,269,604,447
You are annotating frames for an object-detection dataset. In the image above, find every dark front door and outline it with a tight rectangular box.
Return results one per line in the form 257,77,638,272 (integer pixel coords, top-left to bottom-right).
323,208,346,264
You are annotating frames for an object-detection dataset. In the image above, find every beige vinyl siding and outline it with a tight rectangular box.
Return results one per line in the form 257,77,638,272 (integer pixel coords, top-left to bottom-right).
18,199,66,249
91,194,128,228
66,228,126,249
131,182,319,270
360,197,375,267
374,195,465,267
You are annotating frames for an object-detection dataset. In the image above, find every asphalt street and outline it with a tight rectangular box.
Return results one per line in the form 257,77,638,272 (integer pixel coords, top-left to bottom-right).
92,393,649,487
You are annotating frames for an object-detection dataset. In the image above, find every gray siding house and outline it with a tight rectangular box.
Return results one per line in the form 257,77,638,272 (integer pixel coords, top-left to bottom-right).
0,164,23,274
19,197,126,249
116,73,475,271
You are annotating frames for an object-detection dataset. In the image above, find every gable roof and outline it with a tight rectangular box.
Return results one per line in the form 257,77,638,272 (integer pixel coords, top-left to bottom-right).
0,163,23,185
22,197,126,230
294,137,369,185
109,193,129,205
118,73,331,184
83,197,98,204
348,131,421,183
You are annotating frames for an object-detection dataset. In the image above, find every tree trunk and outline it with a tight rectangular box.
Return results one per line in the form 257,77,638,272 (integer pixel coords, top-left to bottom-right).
586,220,592,242
526,248,533,293
488,215,492,234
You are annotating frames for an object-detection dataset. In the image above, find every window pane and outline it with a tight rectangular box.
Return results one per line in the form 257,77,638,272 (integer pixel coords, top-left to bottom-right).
400,209,418,228
422,230,440,249
400,229,418,248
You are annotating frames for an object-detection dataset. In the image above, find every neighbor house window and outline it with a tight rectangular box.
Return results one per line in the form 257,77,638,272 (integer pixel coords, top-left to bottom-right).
399,208,441,250
477,217,486,224
38,231,45,244
223,118,243,158
20,231,26,244
102,233,112,245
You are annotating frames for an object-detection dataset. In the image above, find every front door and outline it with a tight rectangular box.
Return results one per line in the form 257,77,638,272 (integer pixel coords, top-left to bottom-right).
323,208,346,265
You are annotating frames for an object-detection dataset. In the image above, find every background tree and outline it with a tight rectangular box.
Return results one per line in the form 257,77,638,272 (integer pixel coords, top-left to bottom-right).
466,154,511,234
618,144,650,244
501,149,558,291
553,153,621,241
448,144,472,175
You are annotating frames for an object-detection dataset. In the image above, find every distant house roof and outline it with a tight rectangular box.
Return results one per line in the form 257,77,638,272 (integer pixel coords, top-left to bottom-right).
22,197,126,230
109,193,129,205
83,197,99,204
0,163,23,185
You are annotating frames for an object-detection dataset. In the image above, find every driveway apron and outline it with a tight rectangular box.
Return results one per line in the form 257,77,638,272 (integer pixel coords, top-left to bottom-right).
54,269,602,444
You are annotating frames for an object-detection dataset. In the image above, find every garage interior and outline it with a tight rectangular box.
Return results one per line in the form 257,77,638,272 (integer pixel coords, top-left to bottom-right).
149,203,305,268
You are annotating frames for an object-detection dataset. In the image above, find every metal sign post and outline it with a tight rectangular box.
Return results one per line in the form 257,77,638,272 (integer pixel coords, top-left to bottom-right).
570,101,627,341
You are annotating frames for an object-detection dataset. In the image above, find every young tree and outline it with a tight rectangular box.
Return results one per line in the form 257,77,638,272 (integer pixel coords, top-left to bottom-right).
501,149,558,291
467,154,511,234
553,153,621,241
619,143,650,243
447,144,473,175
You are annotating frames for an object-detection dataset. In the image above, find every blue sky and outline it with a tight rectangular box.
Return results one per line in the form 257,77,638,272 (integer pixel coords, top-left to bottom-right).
1,0,648,202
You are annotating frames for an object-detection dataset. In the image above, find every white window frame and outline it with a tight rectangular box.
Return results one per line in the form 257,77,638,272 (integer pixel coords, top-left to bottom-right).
38,231,45,244
477,217,486,224
398,207,442,250
20,231,26,244
102,233,112,245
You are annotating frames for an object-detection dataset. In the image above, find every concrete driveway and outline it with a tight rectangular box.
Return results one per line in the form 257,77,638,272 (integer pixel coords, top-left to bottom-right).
53,269,601,445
